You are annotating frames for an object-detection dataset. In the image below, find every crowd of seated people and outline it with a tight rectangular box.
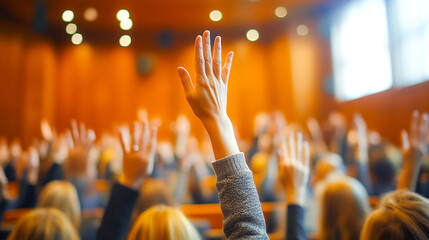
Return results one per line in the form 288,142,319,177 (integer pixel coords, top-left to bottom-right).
0,30,428,240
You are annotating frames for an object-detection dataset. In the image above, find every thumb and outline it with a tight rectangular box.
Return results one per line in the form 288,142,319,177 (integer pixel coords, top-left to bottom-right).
401,129,409,150
177,67,194,95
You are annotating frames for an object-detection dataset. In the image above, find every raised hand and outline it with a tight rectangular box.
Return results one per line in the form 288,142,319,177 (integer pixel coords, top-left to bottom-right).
172,115,191,159
177,30,239,159
40,119,54,142
398,110,429,190
307,117,328,155
15,146,39,185
277,132,310,206
353,113,369,164
0,166,8,201
0,138,9,166
65,120,96,178
119,120,157,189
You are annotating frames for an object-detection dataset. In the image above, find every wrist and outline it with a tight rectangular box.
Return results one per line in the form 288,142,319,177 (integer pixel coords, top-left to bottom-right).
200,114,240,160
27,170,38,185
286,190,306,206
200,113,230,131
119,175,143,190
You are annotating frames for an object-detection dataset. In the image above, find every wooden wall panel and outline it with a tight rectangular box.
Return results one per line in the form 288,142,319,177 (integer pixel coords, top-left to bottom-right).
5,20,428,148
333,82,429,145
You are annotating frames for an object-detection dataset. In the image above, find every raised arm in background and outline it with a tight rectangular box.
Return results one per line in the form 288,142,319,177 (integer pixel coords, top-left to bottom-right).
15,147,39,208
398,110,429,191
351,114,372,192
97,120,157,240
177,30,268,239
277,132,310,240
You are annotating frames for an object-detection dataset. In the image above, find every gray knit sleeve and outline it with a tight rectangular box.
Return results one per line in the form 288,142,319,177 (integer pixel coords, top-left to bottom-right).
211,153,269,239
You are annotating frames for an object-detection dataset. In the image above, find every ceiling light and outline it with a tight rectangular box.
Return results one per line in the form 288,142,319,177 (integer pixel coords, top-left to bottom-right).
65,23,77,35
275,7,287,18
296,24,309,36
210,10,222,22
119,35,131,47
71,33,83,45
120,18,133,30
117,9,130,21
62,10,74,22
84,8,98,22
246,29,259,41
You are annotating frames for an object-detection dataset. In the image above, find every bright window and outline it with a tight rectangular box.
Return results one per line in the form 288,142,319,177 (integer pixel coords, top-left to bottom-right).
331,0,393,101
390,0,429,86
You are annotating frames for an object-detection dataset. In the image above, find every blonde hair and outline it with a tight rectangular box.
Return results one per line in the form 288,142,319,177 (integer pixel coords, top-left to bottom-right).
128,205,201,240
318,175,370,240
361,190,429,240
8,208,79,240
38,181,81,230
131,180,174,225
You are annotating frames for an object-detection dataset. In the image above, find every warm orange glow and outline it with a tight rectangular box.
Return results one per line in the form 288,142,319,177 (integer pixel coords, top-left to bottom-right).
84,8,98,22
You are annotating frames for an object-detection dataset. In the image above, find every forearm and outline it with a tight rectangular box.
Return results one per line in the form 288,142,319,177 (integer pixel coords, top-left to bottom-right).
355,162,372,192
212,153,268,239
173,169,190,204
42,162,64,187
286,204,307,240
16,176,37,208
97,182,139,240
398,165,421,191
202,114,239,160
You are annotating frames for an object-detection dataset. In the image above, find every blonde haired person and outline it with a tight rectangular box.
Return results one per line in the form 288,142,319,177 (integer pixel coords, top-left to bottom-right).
8,208,79,240
361,190,429,240
38,181,81,230
128,205,200,240
318,175,371,240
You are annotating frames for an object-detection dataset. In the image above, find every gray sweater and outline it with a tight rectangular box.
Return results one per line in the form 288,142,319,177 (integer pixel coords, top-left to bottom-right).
211,153,269,239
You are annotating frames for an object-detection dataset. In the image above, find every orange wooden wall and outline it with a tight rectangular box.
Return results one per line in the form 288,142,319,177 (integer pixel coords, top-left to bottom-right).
1,21,326,146
1,21,428,147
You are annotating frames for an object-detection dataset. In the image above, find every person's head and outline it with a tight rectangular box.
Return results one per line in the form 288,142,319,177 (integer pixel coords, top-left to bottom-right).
361,190,429,240
128,205,200,240
318,175,370,240
131,179,174,224
8,208,79,240
38,181,81,230
368,143,402,188
312,153,344,185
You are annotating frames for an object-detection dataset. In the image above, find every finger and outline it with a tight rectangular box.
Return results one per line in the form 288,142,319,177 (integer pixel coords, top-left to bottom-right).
419,113,429,145
303,141,310,170
141,120,150,152
133,121,140,152
280,136,288,165
28,146,39,168
410,110,419,146
66,130,74,149
146,126,158,175
40,119,52,141
119,129,130,153
194,35,205,80
80,123,86,143
148,126,158,157
212,36,222,79
401,129,409,151
202,30,215,77
177,67,195,95
221,51,234,85
289,132,296,163
71,120,79,145
87,129,96,146
297,132,303,164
